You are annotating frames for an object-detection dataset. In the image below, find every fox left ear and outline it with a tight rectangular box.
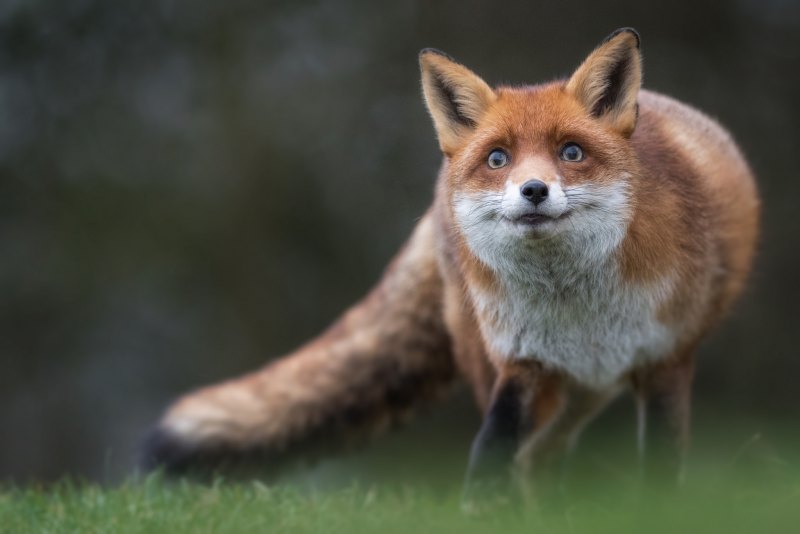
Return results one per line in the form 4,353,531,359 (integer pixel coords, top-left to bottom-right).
566,28,642,137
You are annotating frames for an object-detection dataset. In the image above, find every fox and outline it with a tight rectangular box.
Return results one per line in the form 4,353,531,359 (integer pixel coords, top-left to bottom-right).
142,28,759,504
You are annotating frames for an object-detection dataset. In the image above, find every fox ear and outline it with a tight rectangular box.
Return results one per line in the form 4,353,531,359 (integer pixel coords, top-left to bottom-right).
420,49,496,155
566,28,642,137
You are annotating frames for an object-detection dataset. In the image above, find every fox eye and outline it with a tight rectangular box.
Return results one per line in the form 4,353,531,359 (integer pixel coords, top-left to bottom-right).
560,142,584,162
487,149,509,169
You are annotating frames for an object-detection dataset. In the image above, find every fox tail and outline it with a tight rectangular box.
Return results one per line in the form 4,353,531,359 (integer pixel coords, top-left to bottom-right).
141,214,455,474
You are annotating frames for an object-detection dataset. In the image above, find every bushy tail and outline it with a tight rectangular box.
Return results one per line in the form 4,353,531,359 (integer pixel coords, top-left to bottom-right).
141,214,455,474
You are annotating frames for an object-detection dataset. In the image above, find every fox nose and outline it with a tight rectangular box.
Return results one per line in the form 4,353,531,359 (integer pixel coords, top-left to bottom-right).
520,180,549,205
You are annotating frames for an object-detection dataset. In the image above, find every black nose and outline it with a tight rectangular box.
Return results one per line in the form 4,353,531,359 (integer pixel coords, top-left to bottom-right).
520,180,549,205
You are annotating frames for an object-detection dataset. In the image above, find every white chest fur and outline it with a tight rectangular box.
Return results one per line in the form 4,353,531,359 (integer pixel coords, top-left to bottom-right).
468,246,676,389
453,184,679,389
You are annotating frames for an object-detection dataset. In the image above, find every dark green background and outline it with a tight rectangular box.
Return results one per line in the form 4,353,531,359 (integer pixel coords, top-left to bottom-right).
1,0,798,482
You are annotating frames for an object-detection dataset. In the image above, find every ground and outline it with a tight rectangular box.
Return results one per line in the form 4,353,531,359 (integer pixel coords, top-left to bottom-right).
3,422,799,534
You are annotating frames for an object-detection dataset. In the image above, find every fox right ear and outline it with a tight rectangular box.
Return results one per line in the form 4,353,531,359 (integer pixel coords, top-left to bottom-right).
420,49,496,155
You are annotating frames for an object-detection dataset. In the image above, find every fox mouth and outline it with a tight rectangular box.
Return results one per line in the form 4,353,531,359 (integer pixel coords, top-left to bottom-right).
505,211,570,227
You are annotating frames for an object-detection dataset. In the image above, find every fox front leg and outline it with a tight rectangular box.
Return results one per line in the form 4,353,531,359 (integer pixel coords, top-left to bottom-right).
633,351,695,485
462,363,561,511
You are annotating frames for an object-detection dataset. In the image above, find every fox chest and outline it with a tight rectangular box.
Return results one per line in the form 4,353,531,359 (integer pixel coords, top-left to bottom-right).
469,271,676,388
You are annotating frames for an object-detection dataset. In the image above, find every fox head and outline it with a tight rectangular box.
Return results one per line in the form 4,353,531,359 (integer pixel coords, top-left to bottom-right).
420,29,643,271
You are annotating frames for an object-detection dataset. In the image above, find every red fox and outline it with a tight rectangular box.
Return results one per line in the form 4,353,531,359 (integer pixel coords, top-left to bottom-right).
143,28,759,502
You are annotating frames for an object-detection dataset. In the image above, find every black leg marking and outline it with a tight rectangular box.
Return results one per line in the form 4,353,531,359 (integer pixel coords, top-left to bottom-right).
463,379,529,508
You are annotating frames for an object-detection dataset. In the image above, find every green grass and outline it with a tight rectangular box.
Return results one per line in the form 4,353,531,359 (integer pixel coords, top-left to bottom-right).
2,463,799,533
3,419,800,533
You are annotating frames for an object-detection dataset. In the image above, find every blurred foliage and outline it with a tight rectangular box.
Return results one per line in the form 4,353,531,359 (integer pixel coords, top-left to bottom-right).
0,0,798,481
